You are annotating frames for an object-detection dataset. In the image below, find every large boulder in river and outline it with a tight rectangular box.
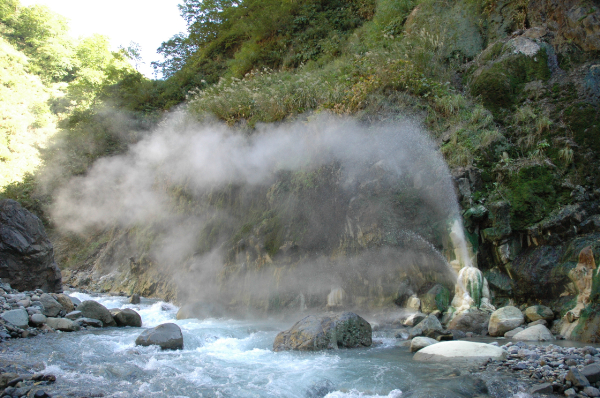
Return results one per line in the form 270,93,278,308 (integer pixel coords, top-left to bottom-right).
488,306,524,336
413,341,507,364
77,300,116,326
135,323,183,350
110,308,142,327
0,199,62,293
273,312,372,352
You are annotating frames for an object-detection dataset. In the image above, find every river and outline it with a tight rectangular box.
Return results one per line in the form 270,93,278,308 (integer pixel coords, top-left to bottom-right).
0,292,538,398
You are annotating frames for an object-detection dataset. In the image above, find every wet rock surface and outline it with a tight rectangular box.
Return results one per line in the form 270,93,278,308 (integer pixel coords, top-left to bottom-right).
135,322,183,350
273,312,372,351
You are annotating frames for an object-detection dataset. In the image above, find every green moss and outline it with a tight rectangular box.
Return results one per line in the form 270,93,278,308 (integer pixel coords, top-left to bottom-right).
469,48,550,114
470,66,513,113
564,103,600,154
478,42,504,63
504,166,557,230
466,270,483,307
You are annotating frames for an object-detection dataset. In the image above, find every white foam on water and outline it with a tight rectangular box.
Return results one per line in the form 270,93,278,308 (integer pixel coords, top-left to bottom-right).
136,301,178,327
372,338,398,349
325,389,403,398
42,364,107,383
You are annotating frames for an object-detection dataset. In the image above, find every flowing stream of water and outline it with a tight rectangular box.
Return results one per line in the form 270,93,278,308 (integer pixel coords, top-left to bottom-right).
0,292,537,398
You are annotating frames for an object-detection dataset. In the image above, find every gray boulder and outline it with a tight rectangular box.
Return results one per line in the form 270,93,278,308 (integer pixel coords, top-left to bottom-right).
273,312,372,352
445,308,490,335
45,317,80,332
504,327,524,338
409,314,445,339
488,306,524,336
135,323,183,350
410,336,438,352
512,324,554,341
30,313,47,326
77,300,116,326
129,294,140,304
0,199,62,292
39,293,62,317
1,309,29,328
110,308,142,327
53,294,74,313
529,383,553,395
524,305,554,322
413,341,507,364
582,364,600,383
567,368,590,388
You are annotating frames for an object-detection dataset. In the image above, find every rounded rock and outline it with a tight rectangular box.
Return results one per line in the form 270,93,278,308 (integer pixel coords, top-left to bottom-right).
110,308,142,327
488,306,524,337
77,300,116,326
524,305,554,322
135,323,183,350
512,324,554,341
1,309,29,329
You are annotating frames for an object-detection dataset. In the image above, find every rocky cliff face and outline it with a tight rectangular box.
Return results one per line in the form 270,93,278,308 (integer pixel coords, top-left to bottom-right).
0,199,62,293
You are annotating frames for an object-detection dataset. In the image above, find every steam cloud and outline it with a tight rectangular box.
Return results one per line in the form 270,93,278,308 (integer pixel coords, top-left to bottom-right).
52,112,460,312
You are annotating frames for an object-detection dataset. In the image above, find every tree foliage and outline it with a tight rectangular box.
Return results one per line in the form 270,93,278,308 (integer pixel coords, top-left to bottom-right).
154,0,376,83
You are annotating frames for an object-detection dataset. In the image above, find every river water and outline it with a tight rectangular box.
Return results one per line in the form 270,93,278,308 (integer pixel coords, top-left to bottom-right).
0,293,537,398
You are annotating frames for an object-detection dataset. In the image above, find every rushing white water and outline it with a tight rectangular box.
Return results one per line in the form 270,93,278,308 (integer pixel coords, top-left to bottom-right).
1,293,532,398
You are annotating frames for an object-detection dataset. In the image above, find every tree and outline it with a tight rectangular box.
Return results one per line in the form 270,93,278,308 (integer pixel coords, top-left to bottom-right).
10,5,75,82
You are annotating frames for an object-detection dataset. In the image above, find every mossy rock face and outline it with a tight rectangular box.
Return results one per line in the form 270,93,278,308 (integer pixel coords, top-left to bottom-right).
482,201,512,242
404,0,484,61
504,166,558,231
510,245,568,301
567,306,600,343
469,38,551,114
564,102,600,155
470,68,513,113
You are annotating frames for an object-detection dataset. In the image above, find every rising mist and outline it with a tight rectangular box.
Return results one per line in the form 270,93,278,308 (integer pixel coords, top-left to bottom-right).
52,112,461,314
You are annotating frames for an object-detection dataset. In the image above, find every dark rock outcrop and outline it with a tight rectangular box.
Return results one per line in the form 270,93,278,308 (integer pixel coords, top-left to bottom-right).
135,323,183,350
273,312,372,352
0,199,61,293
